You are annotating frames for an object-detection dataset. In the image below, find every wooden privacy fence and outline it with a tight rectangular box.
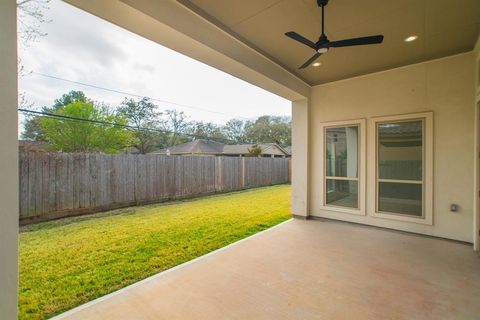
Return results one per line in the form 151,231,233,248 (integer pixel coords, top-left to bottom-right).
19,152,290,224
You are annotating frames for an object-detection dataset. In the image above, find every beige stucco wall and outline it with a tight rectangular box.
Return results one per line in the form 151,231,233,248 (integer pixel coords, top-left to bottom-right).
310,52,476,242
475,38,480,95
291,99,310,217
0,0,19,319
474,37,480,250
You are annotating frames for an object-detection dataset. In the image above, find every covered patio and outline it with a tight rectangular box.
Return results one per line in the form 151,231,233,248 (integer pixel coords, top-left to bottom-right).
1,1,480,319
54,219,480,319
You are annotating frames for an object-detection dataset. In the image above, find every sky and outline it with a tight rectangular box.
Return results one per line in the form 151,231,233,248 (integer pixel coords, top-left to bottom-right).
18,0,291,132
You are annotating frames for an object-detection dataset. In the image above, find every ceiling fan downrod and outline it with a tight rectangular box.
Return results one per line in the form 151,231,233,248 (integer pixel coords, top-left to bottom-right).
285,0,384,69
318,0,328,38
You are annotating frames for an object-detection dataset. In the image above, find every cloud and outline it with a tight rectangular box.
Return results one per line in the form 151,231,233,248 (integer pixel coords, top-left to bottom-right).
19,0,291,127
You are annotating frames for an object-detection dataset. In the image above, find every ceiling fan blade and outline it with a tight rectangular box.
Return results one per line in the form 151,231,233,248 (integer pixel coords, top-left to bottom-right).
285,31,317,49
299,52,322,69
330,35,384,48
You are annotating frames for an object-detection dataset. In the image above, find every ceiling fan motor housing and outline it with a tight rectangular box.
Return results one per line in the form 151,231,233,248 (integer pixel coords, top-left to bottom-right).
317,0,329,7
317,33,329,51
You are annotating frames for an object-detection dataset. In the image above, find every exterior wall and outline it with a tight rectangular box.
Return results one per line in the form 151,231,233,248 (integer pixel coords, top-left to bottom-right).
474,37,480,250
291,99,310,217
310,53,475,242
0,0,19,318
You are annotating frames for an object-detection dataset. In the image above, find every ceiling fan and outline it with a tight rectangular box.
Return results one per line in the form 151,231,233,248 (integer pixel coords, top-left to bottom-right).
285,0,384,69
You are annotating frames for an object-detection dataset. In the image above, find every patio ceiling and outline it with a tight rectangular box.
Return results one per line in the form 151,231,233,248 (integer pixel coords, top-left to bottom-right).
64,0,312,101
180,0,480,85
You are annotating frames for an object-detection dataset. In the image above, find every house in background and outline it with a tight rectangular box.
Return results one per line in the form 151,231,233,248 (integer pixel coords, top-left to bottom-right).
150,139,290,158
18,140,48,152
222,143,290,158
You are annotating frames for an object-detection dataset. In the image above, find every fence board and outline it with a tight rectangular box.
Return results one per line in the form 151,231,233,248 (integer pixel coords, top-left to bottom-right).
19,153,28,216
19,152,290,223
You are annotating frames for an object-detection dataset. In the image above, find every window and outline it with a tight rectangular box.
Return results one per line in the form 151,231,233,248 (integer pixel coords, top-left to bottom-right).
320,119,366,215
377,120,423,216
370,112,433,224
325,126,359,208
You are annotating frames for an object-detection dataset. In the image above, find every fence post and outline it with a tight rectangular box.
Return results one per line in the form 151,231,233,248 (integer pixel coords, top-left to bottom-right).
288,158,292,183
241,157,245,188
215,156,223,192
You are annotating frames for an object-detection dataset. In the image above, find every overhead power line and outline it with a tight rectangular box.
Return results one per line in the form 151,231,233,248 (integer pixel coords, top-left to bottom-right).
31,72,251,120
18,108,234,143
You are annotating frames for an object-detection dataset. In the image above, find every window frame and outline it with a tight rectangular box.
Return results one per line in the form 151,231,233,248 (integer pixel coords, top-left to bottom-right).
368,112,433,225
319,119,366,216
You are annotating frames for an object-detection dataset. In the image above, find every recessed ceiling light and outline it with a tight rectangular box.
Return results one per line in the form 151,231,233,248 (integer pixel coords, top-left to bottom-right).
312,62,321,67
404,35,418,42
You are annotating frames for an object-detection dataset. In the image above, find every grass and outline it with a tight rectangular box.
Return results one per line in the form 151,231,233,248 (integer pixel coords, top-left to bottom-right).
19,185,291,320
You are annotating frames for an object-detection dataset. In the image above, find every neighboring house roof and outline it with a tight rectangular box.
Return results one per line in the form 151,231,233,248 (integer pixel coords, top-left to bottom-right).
283,146,292,155
222,143,288,156
378,121,423,147
378,121,422,135
18,140,48,152
150,140,290,157
150,140,225,155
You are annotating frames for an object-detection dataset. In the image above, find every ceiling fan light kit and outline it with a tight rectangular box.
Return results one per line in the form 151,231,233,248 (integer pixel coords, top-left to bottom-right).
404,35,419,42
285,0,384,69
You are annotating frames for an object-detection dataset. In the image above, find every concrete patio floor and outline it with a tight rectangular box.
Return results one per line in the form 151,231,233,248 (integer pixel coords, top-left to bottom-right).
54,218,480,320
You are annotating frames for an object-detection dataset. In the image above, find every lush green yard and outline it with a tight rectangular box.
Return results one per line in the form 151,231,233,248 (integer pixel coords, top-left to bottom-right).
19,185,291,320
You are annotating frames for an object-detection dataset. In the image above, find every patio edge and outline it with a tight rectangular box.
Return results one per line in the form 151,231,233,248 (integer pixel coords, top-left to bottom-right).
50,218,293,320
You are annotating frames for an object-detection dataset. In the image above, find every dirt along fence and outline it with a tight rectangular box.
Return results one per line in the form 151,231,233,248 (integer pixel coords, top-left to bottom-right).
19,152,291,224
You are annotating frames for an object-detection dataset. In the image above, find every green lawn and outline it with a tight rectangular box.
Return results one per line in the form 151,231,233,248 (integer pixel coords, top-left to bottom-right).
19,185,291,320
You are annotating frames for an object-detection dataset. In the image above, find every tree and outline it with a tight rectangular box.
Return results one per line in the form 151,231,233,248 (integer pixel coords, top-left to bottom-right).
244,115,291,146
17,0,51,47
40,101,132,153
118,97,160,154
22,115,44,141
52,90,88,109
246,144,262,157
22,90,88,141
17,0,51,107
223,119,248,143
160,109,191,146
189,121,227,142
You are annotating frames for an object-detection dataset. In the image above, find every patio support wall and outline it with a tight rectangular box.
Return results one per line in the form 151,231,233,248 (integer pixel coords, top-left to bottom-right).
291,99,310,217
474,36,480,251
0,0,19,319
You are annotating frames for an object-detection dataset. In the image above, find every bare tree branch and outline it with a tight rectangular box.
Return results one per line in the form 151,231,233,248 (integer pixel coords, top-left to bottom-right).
17,0,51,108
17,0,51,47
